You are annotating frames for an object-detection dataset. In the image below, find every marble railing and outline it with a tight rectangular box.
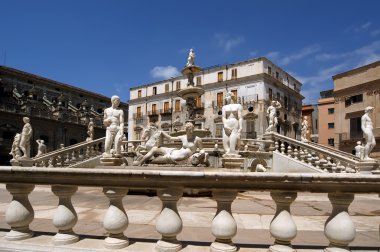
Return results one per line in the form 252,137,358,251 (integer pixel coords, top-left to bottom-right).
0,166,379,252
265,132,379,173
32,137,105,167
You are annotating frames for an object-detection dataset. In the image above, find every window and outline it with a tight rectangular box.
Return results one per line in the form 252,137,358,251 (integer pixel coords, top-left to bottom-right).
217,72,223,82
215,124,223,137
268,66,272,75
176,81,181,90
284,114,288,120
328,123,334,129
195,97,202,108
136,106,142,118
165,84,169,92
231,68,237,79
284,96,288,109
231,90,237,103
217,92,224,107
175,100,181,112
152,86,157,95
328,138,334,147
345,94,363,106
269,88,273,100
196,76,202,85
164,102,170,113
152,104,157,114
315,119,318,130
328,108,334,114
277,92,280,101
350,117,363,139
137,90,142,98
276,72,279,79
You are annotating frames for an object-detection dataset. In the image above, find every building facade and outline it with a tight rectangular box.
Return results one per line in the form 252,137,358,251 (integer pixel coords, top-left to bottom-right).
128,57,303,141
333,61,380,158
0,66,128,165
317,90,335,147
301,104,318,143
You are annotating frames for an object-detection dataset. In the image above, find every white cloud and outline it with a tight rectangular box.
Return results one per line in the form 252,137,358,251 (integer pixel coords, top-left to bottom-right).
280,45,320,65
215,33,245,52
150,66,180,79
355,21,372,32
265,45,320,66
371,29,380,37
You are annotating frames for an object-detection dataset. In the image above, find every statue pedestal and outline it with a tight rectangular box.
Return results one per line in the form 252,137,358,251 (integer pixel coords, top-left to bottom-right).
10,159,21,166
100,157,123,166
222,155,244,170
18,157,34,167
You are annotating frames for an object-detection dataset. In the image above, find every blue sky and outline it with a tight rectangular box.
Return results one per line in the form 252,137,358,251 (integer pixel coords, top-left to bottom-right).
1,0,380,104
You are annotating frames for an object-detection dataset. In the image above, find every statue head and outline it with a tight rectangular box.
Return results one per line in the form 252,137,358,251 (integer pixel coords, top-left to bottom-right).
365,106,374,113
23,117,30,123
111,95,120,106
185,121,195,134
357,141,361,145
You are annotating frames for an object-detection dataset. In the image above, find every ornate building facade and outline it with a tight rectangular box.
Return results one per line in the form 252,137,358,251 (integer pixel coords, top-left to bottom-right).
0,66,128,165
128,57,303,140
333,61,380,158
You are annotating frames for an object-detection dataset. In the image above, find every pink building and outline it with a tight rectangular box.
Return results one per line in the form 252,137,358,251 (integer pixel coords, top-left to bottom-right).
318,90,335,147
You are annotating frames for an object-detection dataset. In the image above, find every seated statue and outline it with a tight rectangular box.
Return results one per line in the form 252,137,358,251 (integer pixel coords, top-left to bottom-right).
9,133,22,160
137,122,207,166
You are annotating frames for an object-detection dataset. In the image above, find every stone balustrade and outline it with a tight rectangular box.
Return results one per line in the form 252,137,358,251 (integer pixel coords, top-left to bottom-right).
265,132,379,173
0,166,379,252
31,137,106,167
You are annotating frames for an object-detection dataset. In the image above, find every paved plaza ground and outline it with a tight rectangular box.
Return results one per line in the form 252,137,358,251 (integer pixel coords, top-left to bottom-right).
0,185,379,251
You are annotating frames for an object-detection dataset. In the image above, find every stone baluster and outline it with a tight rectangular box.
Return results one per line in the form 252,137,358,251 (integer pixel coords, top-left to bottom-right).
269,191,297,252
60,153,66,167
306,151,312,165
52,185,78,245
156,188,183,252
311,152,316,166
280,143,285,154
299,149,305,162
326,156,332,171
331,162,337,173
102,187,129,249
287,145,293,158
5,184,35,241
274,141,279,152
293,147,299,160
50,156,57,167
71,150,77,163
320,157,328,172
314,156,320,169
324,193,355,252
65,151,71,165
211,190,238,252
43,158,49,167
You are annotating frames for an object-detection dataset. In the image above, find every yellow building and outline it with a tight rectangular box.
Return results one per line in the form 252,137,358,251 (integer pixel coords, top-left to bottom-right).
333,61,380,158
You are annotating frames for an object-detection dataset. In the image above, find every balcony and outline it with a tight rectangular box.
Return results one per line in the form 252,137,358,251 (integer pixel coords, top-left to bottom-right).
160,108,172,115
147,110,159,116
0,166,379,251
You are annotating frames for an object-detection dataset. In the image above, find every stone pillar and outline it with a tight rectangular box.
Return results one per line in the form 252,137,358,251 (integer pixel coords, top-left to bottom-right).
102,187,129,249
324,193,355,252
51,185,78,245
156,188,183,252
269,191,297,252
211,190,238,252
5,183,35,241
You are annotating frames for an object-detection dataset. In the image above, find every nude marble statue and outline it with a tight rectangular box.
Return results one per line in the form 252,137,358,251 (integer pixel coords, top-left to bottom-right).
265,101,281,133
103,95,124,158
19,117,33,158
361,106,376,160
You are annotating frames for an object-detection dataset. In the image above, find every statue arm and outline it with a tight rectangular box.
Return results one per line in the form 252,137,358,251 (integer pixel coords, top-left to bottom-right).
222,107,228,128
276,101,282,109
238,105,243,133
161,131,178,141
361,116,366,132
119,110,125,136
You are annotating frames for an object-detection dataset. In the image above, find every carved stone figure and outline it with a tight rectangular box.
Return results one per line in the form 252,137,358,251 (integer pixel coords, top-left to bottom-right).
35,139,47,157
103,95,124,158
137,122,205,165
189,152,210,167
19,117,33,158
86,118,95,141
265,101,281,133
361,106,376,160
354,141,365,160
9,133,22,160
222,92,243,157
186,48,195,67
132,124,162,165
300,116,309,142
